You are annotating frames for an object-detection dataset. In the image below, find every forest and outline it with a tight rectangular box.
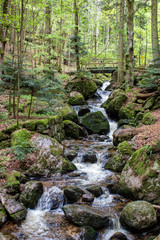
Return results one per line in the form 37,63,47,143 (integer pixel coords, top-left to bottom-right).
0,0,160,239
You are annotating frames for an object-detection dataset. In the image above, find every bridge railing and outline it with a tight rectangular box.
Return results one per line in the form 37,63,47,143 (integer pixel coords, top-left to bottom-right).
81,58,118,69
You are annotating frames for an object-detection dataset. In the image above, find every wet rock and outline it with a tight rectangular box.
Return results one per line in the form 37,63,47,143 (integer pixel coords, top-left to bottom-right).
65,79,98,99
63,204,111,229
64,187,85,203
63,120,86,139
0,193,27,222
79,226,98,240
120,201,157,231
67,91,85,105
81,111,110,134
107,181,119,194
113,128,137,146
20,181,43,209
86,186,103,197
78,106,90,116
82,152,97,163
109,232,128,240
82,194,94,203
64,150,78,161
58,104,78,123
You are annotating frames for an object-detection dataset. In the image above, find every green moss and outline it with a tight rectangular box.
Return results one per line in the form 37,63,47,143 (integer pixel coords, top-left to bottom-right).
36,119,49,130
67,91,85,105
50,138,64,157
5,173,20,193
142,112,157,125
0,132,8,142
3,123,22,135
144,97,155,110
61,158,77,174
23,120,37,131
10,208,27,222
118,141,134,156
118,103,135,119
63,120,85,139
58,104,78,123
11,129,32,147
0,140,10,150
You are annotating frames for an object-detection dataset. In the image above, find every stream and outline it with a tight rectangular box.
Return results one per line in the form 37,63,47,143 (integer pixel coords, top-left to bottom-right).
0,80,147,240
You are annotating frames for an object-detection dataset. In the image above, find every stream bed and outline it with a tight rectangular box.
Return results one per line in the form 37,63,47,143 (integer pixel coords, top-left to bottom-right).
0,81,154,240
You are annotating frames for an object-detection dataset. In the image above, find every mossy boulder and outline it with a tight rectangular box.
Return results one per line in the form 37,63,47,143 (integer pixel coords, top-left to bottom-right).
118,103,141,120
0,140,10,150
102,89,127,119
11,129,32,147
143,97,155,110
65,79,98,99
67,91,85,105
119,146,160,203
5,172,20,194
81,111,110,134
20,181,43,209
142,112,157,125
79,226,98,240
64,186,85,203
120,201,157,231
63,120,86,139
62,204,110,229
86,186,103,197
36,119,49,134
61,158,77,174
105,141,134,172
113,128,137,146
23,120,37,131
0,204,8,226
58,104,78,123
0,132,8,142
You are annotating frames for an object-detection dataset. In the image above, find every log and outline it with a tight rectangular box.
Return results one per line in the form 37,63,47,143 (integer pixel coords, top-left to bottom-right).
136,91,160,99
153,204,160,210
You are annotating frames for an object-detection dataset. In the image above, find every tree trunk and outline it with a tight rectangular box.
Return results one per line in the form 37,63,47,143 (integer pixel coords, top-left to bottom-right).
118,0,124,84
74,0,80,71
125,0,134,88
151,0,160,62
45,1,51,65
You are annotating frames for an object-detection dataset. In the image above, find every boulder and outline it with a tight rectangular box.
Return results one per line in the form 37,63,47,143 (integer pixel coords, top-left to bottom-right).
78,106,90,117
119,146,160,203
63,204,110,228
0,132,8,142
58,104,78,123
20,181,43,209
67,91,85,105
64,186,85,203
63,120,86,139
0,203,8,226
101,89,127,119
81,111,110,134
65,79,98,99
79,226,98,240
113,128,137,146
142,112,157,125
11,129,32,147
82,152,97,163
0,140,10,150
5,171,21,194
82,194,94,203
109,232,127,240
64,149,77,161
0,193,27,222
86,186,103,197
105,141,134,172
120,201,157,231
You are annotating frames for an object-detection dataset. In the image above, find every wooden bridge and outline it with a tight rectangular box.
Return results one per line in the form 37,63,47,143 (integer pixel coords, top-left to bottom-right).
81,58,118,73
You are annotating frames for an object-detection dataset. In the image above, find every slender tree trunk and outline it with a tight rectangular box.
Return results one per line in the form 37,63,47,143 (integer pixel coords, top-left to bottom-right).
58,0,63,73
45,1,51,65
118,0,124,84
144,30,148,66
125,0,134,88
151,0,160,62
74,0,80,71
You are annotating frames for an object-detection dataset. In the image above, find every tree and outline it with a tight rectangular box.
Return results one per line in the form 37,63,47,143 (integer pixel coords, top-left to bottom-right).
74,0,80,71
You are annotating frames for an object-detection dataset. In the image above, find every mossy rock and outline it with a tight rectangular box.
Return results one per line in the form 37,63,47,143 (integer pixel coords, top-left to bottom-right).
36,119,49,133
102,89,127,119
0,140,10,150
142,112,157,125
0,132,8,142
23,120,37,131
86,186,103,197
58,104,78,123
0,206,7,226
65,79,98,99
64,186,85,203
63,120,86,139
11,129,32,147
61,158,77,174
143,97,155,110
67,91,85,105
118,103,136,119
120,201,157,231
5,172,20,194
79,226,98,240
81,111,110,134
113,128,137,146
2,123,22,135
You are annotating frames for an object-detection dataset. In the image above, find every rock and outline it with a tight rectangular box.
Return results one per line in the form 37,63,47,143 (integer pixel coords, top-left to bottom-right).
82,194,94,203
105,141,134,172
0,140,10,150
58,104,78,123
82,152,97,163
63,204,110,228
64,150,77,161
78,106,90,117
81,111,110,134
20,181,43,209
120,201,157,231
2,123,20,134
113,128,137,146
143,97,155,110
0,193,27,222
142,112,157,125
0,132,8,142
67,91,85,105
36,119,49,133
86,186,103,197
118,102,142,120
65,79,98,99
64,186,85,203
119,146,160,203
11,129,32,147
63,120,86,139
23,120,37,131
0,203,8,226
61,158,77,174
79,226,98,240
109,232,128,240
101,89,127,119
5,171,21,194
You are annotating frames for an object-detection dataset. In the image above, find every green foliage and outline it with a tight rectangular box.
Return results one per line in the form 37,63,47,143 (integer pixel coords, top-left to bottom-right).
144,144,153,159
12,140,35,160
74,70,92,80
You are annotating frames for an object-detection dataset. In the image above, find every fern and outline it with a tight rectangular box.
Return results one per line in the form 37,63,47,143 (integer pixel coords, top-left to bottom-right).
12,140,35,160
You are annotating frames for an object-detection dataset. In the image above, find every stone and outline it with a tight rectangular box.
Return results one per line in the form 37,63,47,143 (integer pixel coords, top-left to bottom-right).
0,204,8,226
81,111,110,134
67,91,85,105
142,112,157,125
64,186,85,203
82,152,97,163
0,132,8,142
61,158,77,174
143,97,155,110
82,194,94,203
65,79,98,99
79,226,98,240
113,128,137,146
120,201,157,231
5,172,21,194
23,120,37,131
58,104,78,123
78,106,90,117
64,150,77,161
109,232,128,240
86,186,103,197
63,204,110,229
0,140,10,150
63,120,86,139
11,129,32,147
20,181,43,209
